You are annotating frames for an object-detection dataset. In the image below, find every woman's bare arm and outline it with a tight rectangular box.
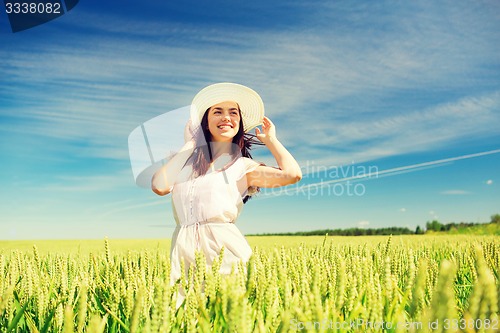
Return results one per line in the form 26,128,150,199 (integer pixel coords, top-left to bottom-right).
247,117,302,188
152,119,203,196
151,140,195,196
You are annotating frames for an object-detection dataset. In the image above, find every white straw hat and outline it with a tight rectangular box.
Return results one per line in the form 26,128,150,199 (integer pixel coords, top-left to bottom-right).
190,82,265,132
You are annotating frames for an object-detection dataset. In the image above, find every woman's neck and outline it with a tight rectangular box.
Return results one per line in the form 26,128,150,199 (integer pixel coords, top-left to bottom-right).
210,141,233,160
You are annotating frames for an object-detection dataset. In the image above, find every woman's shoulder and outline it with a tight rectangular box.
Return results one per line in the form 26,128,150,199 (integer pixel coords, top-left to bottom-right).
231,156,265,177
237,156,256,164
233,156,263,168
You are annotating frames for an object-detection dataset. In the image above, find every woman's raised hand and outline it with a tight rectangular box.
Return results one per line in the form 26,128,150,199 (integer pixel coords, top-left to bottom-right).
184,118,202,144
255,116,277,143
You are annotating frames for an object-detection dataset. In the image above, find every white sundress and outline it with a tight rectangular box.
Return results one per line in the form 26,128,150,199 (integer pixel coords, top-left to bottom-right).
169,155,262,284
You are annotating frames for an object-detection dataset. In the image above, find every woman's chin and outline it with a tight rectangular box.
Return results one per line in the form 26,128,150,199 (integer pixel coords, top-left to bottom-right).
211,134,235,142
211,129,236,139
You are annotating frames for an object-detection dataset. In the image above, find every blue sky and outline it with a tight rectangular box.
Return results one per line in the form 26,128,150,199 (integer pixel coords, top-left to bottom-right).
1,0,499,240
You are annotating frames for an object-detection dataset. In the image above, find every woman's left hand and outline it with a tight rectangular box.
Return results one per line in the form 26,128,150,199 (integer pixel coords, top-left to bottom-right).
255,116,277,143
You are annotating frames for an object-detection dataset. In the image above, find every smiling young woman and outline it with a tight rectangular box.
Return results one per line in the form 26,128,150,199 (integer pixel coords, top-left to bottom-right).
151,82,301,307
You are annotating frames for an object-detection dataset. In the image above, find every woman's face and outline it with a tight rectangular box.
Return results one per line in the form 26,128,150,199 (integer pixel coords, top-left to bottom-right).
207,101,241,142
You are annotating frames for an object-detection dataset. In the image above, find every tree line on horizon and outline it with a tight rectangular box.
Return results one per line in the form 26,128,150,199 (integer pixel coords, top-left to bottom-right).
249,214,500,236
424,213,500,232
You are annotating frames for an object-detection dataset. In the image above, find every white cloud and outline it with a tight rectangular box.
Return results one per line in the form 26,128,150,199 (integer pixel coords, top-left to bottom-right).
429,210,439,220
1,0,499,175
31,169,133,193
486,179,493,185
441,190,471,195
283,149,500,193
400,208,406,212
295,92,500,167
357,220,370,228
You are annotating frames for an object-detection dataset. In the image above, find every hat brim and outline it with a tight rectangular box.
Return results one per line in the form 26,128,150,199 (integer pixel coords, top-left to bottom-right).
190,82,265,133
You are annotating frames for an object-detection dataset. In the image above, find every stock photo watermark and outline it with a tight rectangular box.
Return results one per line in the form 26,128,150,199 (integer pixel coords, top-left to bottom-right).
302,160,379,180
290,318,498,331
2,0,79,32
262,160,379,199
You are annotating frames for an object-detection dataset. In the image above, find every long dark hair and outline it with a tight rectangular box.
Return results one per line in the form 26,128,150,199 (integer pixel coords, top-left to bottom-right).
190,107,263,203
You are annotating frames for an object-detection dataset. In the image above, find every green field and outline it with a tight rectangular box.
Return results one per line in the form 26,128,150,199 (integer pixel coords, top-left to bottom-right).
1,235,498,332
435,223,500,236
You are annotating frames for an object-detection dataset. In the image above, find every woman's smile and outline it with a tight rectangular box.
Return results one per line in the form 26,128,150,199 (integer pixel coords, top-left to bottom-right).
217,122,233,130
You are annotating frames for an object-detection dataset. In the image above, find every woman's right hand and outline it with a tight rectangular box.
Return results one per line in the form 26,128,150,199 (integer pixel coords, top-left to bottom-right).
184,119,203,143
255,116,277,144
184,119,196,143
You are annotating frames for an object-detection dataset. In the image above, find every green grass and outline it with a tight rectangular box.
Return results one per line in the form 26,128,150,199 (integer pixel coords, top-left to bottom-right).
0,239,171,256
427,223,500,236
0,235,498,332
1,234,498,254
448,222,500,235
